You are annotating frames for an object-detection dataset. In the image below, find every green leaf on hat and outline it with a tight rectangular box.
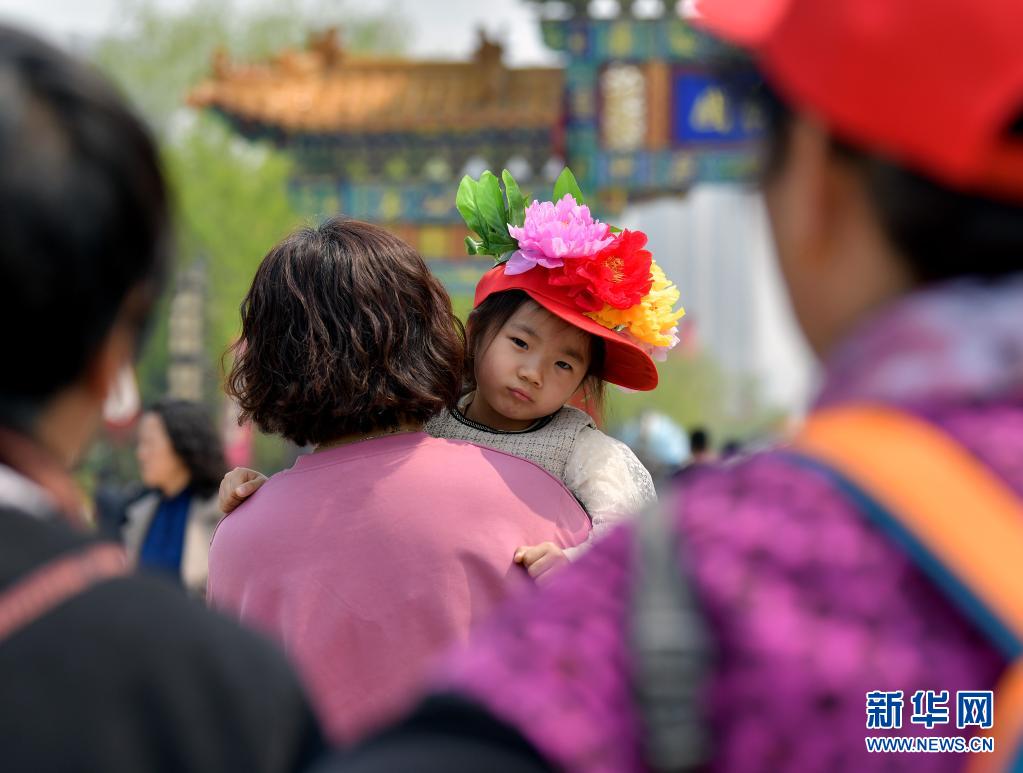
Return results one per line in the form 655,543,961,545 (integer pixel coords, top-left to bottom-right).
455,175,485,238
477,171,510,245
464,236,481,255
502,169,527,228
488,239,518,255
552,167,585,206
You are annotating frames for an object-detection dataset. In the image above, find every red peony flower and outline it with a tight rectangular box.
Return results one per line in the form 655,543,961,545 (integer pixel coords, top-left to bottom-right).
548,230,654,311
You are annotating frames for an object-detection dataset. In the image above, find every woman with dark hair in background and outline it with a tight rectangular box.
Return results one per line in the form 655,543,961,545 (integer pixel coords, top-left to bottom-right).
124,399,227,596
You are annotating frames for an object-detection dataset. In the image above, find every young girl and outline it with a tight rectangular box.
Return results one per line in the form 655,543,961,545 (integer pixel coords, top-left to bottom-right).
221,173,685,580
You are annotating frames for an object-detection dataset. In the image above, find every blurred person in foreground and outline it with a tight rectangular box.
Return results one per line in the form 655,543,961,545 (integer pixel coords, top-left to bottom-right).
0,25,322,772
125,398,226,597
316,0,1023,771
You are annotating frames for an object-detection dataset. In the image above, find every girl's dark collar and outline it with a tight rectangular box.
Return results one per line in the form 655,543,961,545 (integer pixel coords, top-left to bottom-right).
450,402,557,435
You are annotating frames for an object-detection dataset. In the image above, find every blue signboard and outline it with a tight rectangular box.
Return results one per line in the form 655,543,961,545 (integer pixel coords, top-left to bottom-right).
672,71,763,145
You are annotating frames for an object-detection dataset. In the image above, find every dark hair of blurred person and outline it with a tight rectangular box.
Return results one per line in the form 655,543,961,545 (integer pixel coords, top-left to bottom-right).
0,25,323,772
123,399,227,595
720,438,742,456
0,31,168,418
687,426,715,464
310,2,1023,772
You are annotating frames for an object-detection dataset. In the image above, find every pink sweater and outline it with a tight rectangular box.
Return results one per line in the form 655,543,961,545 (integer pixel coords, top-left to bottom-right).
207,432,589,743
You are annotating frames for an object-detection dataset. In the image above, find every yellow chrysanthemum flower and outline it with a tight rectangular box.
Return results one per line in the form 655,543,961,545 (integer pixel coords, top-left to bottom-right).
586,261,685,348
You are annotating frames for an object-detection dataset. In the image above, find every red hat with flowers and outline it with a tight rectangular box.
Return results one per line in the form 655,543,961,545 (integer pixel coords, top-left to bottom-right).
690,0,1023,201
457,168,685,391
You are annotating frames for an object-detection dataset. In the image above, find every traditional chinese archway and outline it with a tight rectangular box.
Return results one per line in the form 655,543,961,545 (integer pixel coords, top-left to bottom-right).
188,3,759,294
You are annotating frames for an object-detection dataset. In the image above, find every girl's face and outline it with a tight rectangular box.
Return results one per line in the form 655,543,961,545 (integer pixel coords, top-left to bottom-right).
470,300,591,431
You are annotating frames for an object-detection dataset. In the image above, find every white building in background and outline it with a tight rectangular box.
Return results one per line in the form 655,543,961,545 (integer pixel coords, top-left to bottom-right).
620,185,816,416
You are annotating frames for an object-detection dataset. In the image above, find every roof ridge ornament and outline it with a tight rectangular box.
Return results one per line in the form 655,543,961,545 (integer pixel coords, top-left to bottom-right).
308,26,344,69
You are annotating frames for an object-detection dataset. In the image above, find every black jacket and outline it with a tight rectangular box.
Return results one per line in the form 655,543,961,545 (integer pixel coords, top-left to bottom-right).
0,504,325,772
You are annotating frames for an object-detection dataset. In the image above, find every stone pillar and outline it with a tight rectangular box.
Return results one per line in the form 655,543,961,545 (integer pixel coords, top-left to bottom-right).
167,261,206,402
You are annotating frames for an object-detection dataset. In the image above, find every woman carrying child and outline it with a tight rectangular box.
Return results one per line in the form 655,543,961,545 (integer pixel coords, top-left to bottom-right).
206,218,591,744
221,174,686,582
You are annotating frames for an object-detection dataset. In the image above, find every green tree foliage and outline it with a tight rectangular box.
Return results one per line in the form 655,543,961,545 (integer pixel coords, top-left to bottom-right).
165,115,300,381
93,0,410,383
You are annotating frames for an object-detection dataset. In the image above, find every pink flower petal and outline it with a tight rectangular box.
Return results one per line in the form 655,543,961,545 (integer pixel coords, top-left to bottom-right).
504,251,537,276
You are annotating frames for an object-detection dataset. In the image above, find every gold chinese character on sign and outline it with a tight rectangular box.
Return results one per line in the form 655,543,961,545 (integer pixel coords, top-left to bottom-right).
690,87,732,134
609,22,633,57
668,25,697,57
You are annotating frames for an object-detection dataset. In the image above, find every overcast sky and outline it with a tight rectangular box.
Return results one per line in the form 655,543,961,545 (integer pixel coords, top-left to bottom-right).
0,0,561,66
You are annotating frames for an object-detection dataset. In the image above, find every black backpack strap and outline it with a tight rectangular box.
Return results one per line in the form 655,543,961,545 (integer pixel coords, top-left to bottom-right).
631,491,712,772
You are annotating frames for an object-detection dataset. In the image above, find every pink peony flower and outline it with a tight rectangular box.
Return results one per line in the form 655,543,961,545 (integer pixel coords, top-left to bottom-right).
505,194,614,276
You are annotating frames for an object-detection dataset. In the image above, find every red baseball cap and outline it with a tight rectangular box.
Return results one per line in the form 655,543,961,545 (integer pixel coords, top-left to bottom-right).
692,0,1023,200
474,263,660,391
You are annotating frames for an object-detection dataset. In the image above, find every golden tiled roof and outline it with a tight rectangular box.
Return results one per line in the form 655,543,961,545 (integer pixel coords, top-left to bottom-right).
188,29,564,134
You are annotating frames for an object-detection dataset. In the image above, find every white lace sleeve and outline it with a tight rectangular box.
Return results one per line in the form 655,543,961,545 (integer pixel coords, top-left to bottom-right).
562,427,657,560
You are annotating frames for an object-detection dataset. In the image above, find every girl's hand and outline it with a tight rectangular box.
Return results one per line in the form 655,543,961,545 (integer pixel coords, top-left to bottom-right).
513,542,569,584
218,467,268,514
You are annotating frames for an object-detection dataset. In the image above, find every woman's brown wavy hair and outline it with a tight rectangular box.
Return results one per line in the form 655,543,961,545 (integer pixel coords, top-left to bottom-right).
226,218,465,447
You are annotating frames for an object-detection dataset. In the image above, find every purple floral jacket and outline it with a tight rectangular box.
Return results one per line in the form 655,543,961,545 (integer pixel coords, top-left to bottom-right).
436,278,1023,772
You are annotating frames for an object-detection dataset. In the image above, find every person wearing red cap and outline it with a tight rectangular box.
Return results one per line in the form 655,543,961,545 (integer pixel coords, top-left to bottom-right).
222,179,685,580
311,0,1023,771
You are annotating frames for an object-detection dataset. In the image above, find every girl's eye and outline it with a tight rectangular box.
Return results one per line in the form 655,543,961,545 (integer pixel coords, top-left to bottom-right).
511,337,527,349
555,361,573,371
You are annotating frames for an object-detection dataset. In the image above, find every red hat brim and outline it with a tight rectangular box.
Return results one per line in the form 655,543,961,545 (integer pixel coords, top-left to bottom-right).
474,264,659,392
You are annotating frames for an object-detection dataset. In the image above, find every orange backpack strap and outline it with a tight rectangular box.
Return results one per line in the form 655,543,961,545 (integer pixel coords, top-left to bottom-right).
0,542,127,644
793,405,1023,771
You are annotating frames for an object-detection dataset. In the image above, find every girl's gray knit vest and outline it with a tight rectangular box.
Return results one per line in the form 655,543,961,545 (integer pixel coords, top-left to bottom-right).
425,399,595,482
